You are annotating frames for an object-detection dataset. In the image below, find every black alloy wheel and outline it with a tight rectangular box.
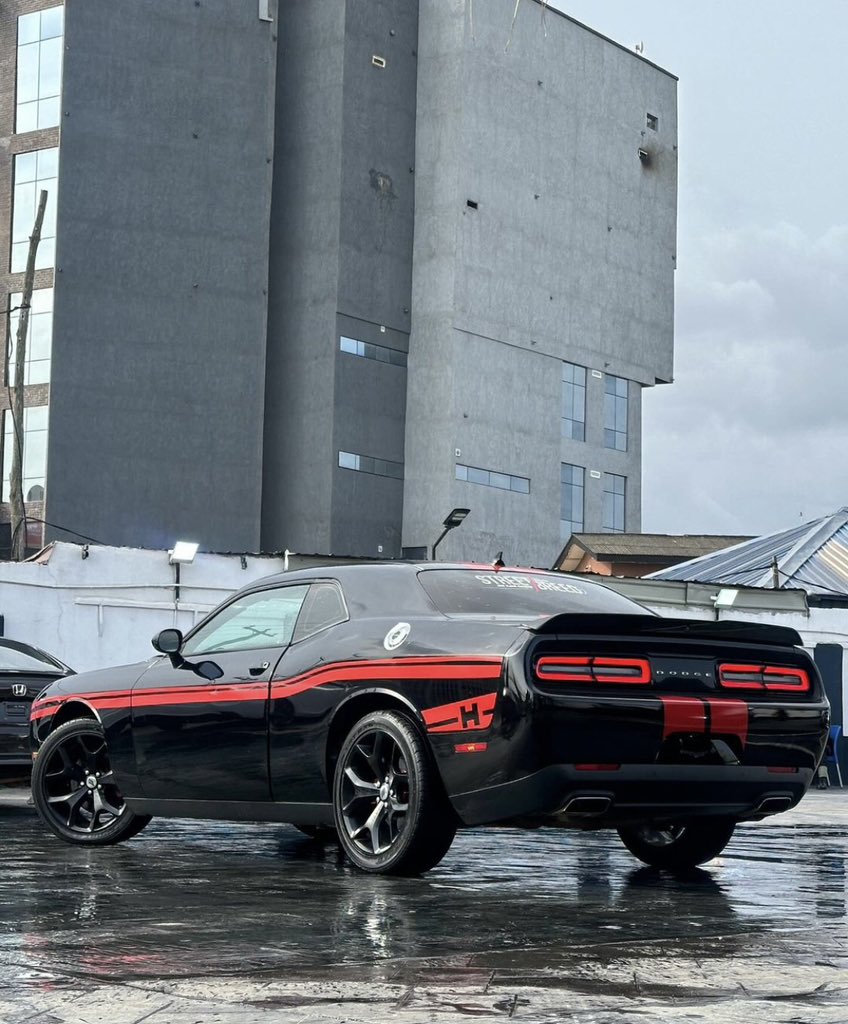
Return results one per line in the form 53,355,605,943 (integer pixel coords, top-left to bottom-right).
617,818,736,870
31,719,151,846
333,710,456,875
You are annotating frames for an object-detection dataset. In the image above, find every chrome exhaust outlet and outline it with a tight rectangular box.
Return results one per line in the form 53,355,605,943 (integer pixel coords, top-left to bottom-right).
560,795,613,817
755,795,793,814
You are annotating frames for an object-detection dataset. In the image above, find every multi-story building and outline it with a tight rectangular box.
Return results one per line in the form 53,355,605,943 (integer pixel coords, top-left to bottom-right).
0,0,677,566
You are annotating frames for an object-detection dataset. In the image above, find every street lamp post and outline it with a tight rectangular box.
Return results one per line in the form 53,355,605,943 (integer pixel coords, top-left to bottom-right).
431,508,470,560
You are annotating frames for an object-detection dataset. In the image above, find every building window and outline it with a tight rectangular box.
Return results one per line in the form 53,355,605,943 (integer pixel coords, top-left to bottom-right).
11,148,59,273
340,336,407,367
604,374,628,451
455,464,530,494
2,405,48,503
562,362,586,441
16,7,63,134
603,473,626,533
560,464,584,539
338,450,404,480
7,288,53,386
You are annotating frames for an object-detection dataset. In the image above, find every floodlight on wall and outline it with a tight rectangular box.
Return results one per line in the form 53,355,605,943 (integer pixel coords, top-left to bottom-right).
169,540,199,609
711,588,739,619
432,508,470,560
169,541,199,565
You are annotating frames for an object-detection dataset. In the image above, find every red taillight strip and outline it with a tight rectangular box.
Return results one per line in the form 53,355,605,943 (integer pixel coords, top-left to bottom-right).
535,656,651,685
719,663,810,693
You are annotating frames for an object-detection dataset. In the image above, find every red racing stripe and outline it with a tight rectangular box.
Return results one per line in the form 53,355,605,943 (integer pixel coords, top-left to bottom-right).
708,698,749,748
30,656,505,719
660,696,707,740
422,692,498,733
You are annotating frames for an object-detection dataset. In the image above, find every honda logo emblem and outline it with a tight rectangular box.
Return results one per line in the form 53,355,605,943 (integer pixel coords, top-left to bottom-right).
11,684,27,697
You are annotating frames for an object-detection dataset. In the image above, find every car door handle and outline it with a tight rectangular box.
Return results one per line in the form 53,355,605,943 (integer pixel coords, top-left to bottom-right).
249,662,270,676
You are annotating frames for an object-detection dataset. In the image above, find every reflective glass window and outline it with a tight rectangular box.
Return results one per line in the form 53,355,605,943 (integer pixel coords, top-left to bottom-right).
603,473,626,533
16,7,63,134
7,288,53,386
562,362,586,441
2,404,48,502
560,463,584,539
455,463,530,494
11,147,59,272
338,449,403,480
603,374,628,451
182,586,310,656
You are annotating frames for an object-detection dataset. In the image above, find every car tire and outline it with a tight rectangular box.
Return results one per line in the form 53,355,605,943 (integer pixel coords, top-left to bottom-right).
31,718,152,846
617,818,736,870
333,709,456,875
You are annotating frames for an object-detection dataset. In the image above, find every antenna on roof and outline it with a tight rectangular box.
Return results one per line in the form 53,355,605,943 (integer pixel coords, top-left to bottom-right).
634,41,644,54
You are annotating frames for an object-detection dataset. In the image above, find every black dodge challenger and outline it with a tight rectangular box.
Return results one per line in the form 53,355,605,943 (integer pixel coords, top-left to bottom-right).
30,563,828,874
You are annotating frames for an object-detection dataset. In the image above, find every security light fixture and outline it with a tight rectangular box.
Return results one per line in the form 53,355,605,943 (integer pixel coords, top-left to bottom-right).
432,508,470,560
169,541,199,565
713,588,739,609
169,541,199,609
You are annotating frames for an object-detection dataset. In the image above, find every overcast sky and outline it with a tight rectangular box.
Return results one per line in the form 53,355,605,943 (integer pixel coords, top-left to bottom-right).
549,1,848,537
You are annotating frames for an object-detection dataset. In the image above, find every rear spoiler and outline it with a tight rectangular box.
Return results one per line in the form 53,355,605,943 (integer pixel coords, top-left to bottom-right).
530,613,804,648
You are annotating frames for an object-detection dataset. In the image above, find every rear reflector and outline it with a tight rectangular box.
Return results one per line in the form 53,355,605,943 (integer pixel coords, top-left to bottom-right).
535,656,650,685
574,763,621,771
454,742,488,754
719,663,810,693
767,766,799,774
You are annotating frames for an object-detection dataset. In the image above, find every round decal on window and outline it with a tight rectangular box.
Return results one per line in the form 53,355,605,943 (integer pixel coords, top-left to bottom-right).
384,622,411,651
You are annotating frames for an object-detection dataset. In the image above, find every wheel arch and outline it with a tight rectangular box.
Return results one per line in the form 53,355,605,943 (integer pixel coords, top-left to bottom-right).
49,699,101,732
325,687,426,786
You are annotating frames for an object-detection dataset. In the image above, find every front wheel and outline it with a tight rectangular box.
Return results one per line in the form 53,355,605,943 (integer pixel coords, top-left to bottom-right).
31,718,152,845
333,710,456,875
617,818,736,870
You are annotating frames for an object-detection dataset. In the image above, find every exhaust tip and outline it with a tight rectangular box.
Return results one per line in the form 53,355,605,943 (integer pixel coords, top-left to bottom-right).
560,795,613,817
756,795,793,814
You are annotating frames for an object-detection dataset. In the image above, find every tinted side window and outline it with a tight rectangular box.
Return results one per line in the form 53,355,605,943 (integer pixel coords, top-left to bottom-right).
182,586,309,656
292,583,347,643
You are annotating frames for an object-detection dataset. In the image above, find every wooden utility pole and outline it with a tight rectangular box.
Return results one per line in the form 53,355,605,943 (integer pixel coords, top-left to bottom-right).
9,188,48,561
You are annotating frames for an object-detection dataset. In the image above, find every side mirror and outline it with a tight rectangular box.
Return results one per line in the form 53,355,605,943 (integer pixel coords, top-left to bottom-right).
194,660,224,681
152,628,183,655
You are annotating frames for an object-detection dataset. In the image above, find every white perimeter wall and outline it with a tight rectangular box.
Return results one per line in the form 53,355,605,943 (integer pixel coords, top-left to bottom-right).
0,543,288,672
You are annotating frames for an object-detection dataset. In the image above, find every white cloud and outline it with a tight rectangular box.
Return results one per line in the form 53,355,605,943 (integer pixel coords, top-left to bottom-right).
643,222,848,534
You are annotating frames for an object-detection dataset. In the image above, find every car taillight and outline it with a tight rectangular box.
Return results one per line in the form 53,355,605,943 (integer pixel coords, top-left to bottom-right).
535,656,651,685
718,663,810,693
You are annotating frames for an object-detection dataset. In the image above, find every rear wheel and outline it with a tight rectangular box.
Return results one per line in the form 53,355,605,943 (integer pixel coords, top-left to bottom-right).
617,818,736,870
32,719,152,845
333,710,456,875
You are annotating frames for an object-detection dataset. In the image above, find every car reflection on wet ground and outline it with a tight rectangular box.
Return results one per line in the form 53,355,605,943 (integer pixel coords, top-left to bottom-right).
1,791,848,1022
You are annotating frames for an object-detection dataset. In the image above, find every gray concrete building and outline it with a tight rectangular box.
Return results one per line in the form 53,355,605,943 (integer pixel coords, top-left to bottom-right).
0,0,677,566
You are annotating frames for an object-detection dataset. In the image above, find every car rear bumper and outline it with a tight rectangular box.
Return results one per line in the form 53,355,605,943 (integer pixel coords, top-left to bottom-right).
0,724,32,766
451,763,815,828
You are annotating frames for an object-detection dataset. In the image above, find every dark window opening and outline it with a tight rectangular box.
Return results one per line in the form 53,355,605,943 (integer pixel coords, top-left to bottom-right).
466,199,478,210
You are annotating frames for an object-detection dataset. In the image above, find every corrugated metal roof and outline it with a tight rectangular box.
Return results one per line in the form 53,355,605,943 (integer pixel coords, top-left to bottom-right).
648,508,848,596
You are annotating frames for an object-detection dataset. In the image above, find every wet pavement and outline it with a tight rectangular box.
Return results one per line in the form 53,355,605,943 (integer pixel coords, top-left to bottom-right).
2,790,848,1023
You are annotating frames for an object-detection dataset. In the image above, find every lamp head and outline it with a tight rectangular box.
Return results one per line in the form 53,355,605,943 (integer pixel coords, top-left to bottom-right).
443,508,470,529
169,541,199,565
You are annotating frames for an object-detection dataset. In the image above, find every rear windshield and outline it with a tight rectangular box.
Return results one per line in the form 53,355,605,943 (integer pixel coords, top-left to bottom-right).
417,569,647,619
0,644,63,673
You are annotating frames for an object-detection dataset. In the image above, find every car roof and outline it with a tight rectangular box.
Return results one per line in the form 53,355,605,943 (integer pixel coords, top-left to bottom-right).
0,637,72,674
231,562,616,620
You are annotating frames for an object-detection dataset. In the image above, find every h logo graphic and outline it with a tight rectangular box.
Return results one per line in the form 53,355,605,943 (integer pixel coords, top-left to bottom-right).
12,684,27,697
